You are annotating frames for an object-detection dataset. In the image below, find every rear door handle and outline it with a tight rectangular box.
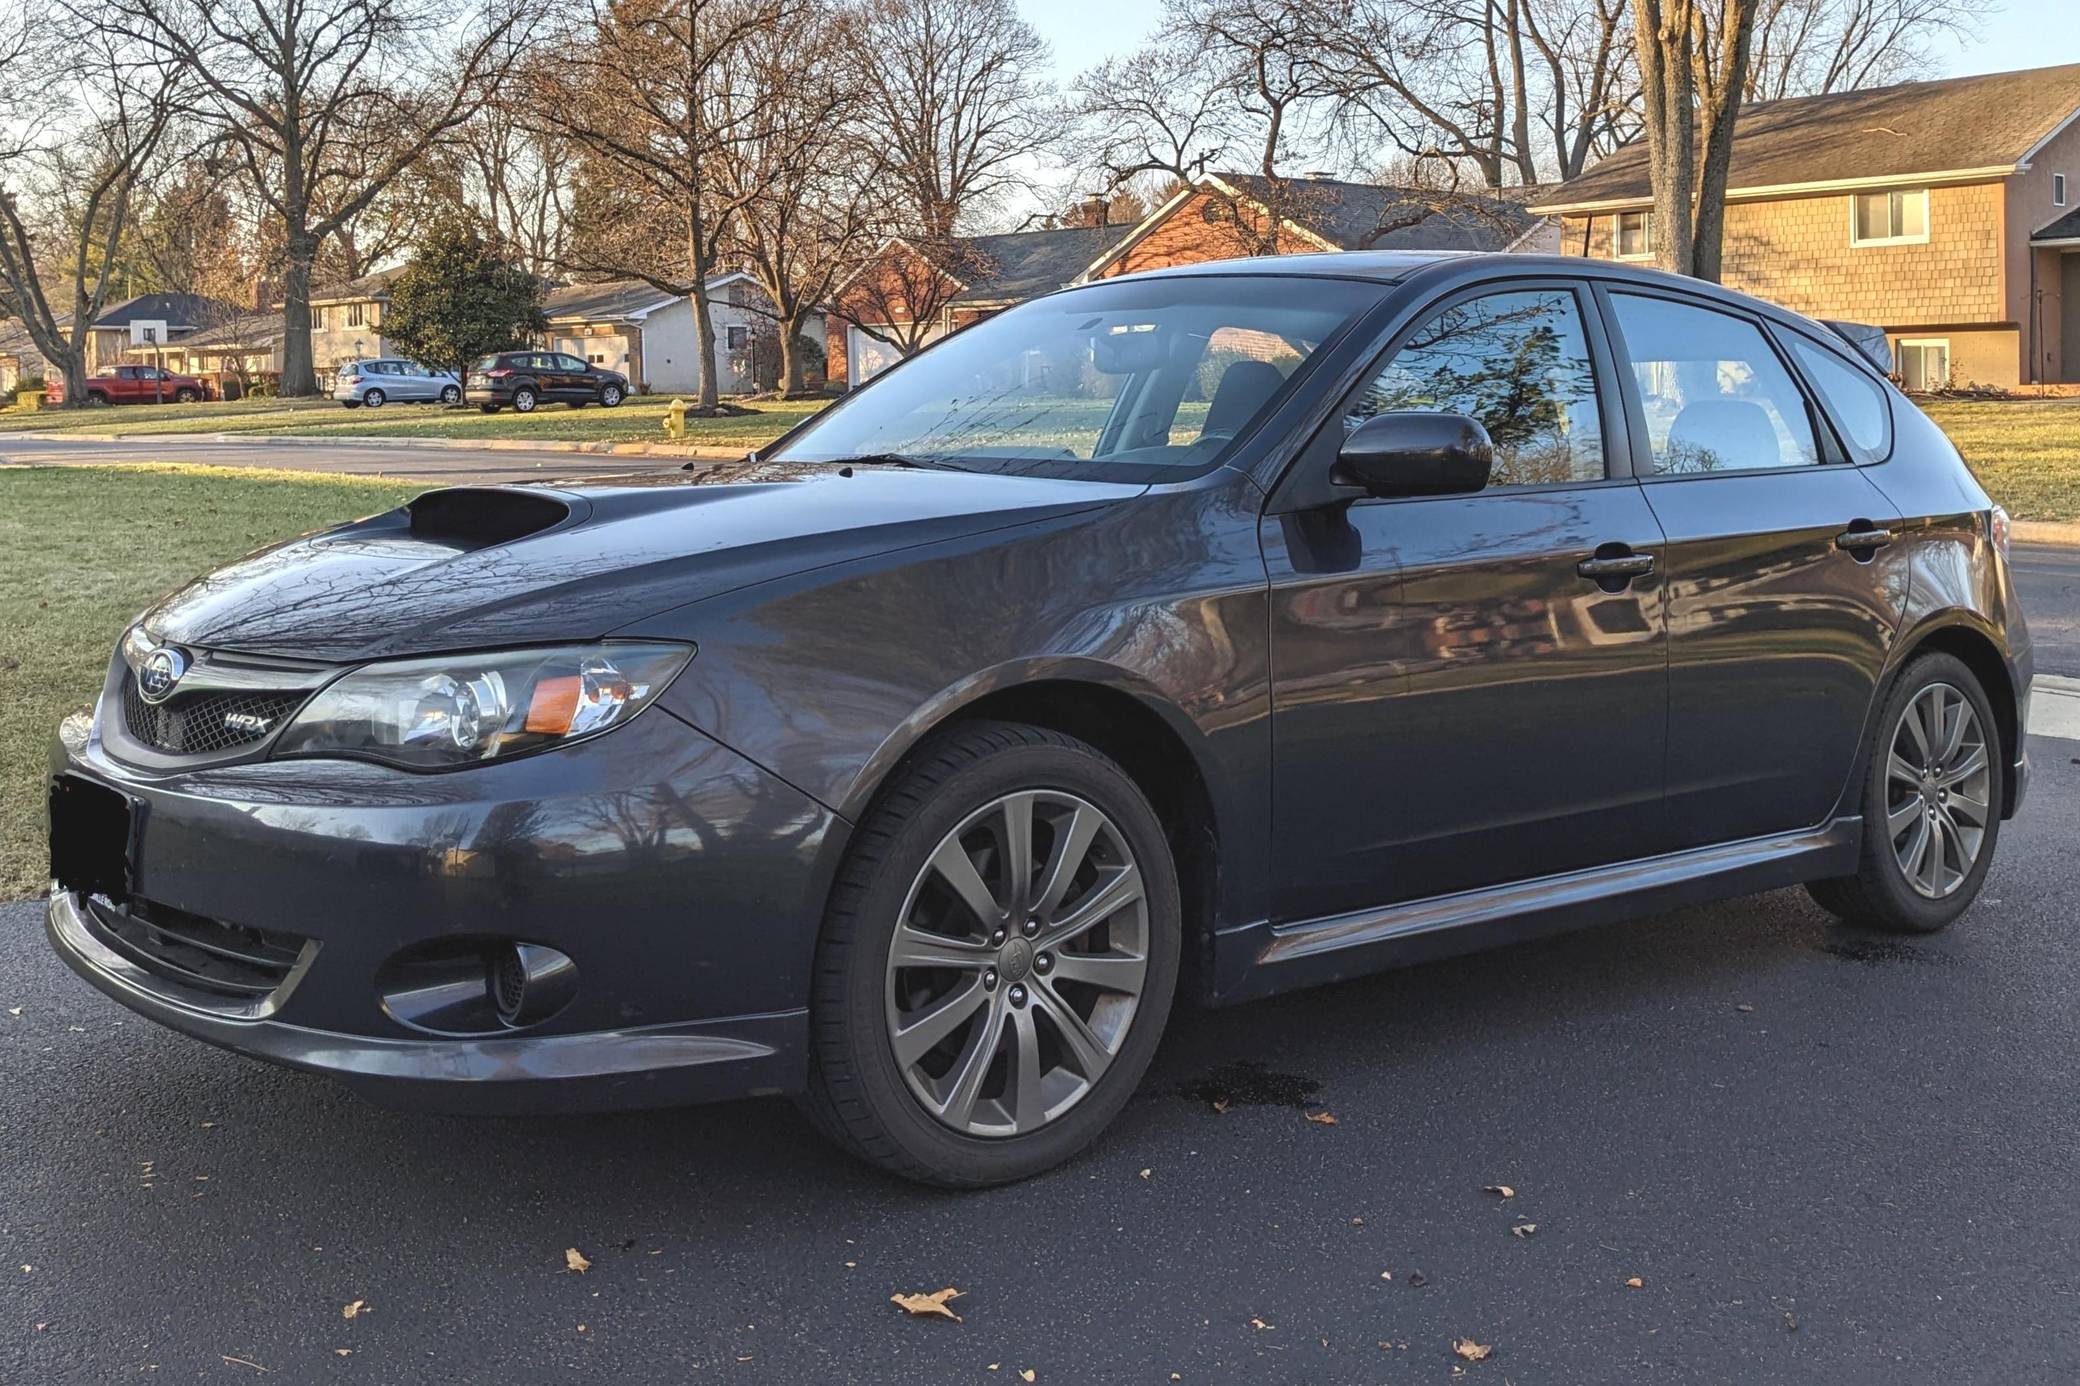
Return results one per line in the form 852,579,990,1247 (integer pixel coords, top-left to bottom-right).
1577,553,1656,579
1835,526,1893,552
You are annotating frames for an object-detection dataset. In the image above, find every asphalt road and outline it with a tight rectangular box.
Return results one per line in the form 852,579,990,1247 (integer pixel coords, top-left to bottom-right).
2,522,2077,1384
0,433,696,486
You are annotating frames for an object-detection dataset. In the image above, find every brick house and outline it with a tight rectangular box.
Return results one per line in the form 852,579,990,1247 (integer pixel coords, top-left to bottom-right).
299,269,401,370
1087,173,1552,279
826,223,1135,386
825,176,1548,387
1531,63,2080,389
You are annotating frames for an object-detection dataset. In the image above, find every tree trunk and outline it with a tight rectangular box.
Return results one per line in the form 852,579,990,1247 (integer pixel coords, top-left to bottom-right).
280,229,319,396
778,317,805,398
688,278,720,412
57,349,89,410
1691,0,1762,283
1633,0,1699,278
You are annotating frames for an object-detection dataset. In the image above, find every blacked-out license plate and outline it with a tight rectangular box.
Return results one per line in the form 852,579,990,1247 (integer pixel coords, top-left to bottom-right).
49,775,138,902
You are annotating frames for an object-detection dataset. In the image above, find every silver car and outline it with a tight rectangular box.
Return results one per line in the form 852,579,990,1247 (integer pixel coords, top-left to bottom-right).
332,358,463,408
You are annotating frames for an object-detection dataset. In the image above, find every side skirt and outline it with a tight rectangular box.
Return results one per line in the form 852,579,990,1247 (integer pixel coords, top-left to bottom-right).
1209,817,1862,1006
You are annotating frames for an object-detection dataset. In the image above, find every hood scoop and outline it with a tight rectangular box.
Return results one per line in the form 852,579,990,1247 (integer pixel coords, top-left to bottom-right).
405,487,574,548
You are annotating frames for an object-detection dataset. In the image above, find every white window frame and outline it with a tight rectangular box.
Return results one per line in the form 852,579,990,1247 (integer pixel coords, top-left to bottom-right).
1614,209,1655,261
1896,337,1951,392
2057,173,2069,208
1850,188,1931,247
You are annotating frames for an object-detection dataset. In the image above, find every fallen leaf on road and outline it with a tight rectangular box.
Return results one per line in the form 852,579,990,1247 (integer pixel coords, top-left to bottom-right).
987,1365,999,1372
7,1007,19,1017
334,1350,352,1357
1379,1270,1392,1280
220,1356,270,1374
1211,1098,1230,1115
565,1248,592,1274
889,1287,963,1322
1452,1338,1492,1362
1482,1185,1515,1199
341,1301,366,1320
1512,1223,1537,1237
1140,1168,1152,1179
1625,1276,1644,1289
1736,1003,1755,1013
1304,1111,1338,1125
1249,1317,1273,1330
1019,1371,1036,1383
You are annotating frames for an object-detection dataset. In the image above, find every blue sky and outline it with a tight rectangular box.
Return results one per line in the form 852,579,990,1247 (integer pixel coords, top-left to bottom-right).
1018,0,2073,88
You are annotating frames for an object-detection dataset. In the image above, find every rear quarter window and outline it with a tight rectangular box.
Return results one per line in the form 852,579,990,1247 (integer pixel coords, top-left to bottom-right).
1785,332,1893,461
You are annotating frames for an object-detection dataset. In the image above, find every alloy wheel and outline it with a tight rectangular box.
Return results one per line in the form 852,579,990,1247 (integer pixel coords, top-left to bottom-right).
885,790,1150,1138
1885,681,1992,898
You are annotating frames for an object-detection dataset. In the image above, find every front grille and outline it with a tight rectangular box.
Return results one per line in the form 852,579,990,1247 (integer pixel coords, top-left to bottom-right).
91,898,307,998
121,672,307,758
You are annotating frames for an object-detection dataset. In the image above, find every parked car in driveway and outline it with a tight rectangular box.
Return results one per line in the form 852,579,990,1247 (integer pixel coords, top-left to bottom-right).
465,350,628,413
332,359,462,408
47,364,210,406
45,252,2029,1187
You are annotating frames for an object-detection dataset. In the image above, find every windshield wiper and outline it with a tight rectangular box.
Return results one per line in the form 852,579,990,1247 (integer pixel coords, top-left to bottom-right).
825,452,968,473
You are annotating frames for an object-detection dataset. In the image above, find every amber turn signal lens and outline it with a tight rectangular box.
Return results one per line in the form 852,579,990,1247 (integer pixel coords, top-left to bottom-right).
524,675,581,734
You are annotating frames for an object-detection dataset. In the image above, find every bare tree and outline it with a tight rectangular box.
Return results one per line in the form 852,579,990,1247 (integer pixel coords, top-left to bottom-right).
99,0,525,394
715,0,876,394
1632,0,1763,281
1076,0,1347,256
849,0,1064,238
830,236,993,360
0,28,182,406
1746,0,1985,99
454,98,574,275
530,0,790,412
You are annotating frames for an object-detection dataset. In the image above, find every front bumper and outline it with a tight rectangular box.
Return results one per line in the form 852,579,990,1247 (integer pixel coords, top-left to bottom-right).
45,703,843,1113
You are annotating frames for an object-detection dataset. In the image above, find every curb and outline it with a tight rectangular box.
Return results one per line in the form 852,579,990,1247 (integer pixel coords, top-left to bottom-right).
0,428,756,460
2013,521,2080,548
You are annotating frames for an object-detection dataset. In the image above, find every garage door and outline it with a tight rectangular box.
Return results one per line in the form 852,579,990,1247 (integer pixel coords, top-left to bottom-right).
846,326,906,387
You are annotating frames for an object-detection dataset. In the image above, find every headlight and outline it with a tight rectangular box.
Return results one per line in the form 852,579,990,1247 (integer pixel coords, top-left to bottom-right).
274,642,693,769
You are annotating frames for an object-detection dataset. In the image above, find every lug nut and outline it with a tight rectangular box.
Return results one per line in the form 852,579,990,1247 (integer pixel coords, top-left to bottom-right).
1034,952,1054,975
1008,984,1028,1007
983,968,998,990
990,927,1008,946
1022,918,1040,938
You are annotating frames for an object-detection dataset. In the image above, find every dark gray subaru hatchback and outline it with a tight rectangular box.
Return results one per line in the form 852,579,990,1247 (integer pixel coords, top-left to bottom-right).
48,253,2030,1186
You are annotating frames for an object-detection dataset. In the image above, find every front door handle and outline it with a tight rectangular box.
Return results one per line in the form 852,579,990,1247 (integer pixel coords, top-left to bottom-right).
1577,553,1656,579
1835,526,1893,553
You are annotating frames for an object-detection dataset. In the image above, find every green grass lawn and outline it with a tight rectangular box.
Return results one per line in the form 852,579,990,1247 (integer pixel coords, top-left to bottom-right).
0,395,827,448
1917,399,2080,522
0,465,423,898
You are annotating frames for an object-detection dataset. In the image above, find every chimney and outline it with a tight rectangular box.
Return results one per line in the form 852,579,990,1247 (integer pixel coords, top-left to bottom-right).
1083,195,1110,226
1304,170,1337,182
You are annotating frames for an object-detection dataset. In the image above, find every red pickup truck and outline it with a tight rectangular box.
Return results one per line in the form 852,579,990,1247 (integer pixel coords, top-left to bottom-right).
46,365,213,406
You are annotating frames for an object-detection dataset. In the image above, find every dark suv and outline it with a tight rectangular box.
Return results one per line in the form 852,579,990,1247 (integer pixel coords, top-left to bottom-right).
46,252,2029,1188
465,351,628,413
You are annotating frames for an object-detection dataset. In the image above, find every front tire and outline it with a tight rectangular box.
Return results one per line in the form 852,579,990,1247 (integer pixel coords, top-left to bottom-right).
173,387,198,404
803,722,1180,1187
600,383,624,408
1808,651,2002,933
439,385,460,405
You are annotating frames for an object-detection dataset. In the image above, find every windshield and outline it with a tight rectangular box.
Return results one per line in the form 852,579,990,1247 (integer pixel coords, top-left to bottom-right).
776,275,1385,482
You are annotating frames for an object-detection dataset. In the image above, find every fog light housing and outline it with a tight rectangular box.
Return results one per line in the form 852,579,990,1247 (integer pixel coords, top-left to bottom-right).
377,938,578,1035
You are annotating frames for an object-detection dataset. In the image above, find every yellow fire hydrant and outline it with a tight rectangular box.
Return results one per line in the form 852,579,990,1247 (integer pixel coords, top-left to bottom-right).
663,397,687,440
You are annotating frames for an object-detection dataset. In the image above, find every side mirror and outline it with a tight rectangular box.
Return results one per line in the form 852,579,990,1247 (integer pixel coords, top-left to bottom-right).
1335,412,1494,498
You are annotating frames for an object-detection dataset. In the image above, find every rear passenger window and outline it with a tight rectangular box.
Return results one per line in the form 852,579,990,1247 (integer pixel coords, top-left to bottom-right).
1611,294,1821,474
1351,288,1606,487
1785,333,1891,459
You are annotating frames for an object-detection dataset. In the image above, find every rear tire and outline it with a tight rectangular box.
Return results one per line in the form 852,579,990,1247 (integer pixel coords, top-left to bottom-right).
513,387,537,413
801,721,1180,1187
1807,651,2002,933
364,388,385,408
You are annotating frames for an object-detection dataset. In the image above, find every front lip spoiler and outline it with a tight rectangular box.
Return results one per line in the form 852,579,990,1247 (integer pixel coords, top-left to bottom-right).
47,890,807,1113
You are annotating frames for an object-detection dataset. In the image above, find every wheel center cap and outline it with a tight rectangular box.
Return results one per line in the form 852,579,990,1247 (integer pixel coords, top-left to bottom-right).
999,937,1035,984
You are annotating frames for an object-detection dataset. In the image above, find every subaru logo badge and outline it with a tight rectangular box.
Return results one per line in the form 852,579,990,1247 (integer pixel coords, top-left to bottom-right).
137,646,188,704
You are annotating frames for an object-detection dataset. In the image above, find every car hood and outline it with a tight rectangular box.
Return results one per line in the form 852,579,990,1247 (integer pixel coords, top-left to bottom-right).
140,460,1141,662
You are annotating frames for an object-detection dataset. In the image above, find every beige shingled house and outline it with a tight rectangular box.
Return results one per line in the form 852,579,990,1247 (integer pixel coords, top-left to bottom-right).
1531,63,2080,390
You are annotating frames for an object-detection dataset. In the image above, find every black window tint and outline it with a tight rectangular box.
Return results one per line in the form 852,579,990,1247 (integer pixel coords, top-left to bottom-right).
1351,288,1605,486
1611,294,1822,474
561,355,589,371
1786,333,1891,458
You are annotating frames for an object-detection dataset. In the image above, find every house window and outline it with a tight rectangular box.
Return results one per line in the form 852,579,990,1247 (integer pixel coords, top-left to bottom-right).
1896,339,1950,392
727,325,749,350
2057,174,2069,207
1851,188,1929,245
346,302,366,328
1615,210,1654,259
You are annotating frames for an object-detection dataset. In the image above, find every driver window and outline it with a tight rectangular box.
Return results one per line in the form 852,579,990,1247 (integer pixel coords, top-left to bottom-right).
1349,288,1607,487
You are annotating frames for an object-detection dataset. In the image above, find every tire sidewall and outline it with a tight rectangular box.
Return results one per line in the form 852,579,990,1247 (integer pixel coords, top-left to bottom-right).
440,385,460,405
514,387,536,413
821,737,1180,1185
365,388,384,408
1858,652,2003,930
